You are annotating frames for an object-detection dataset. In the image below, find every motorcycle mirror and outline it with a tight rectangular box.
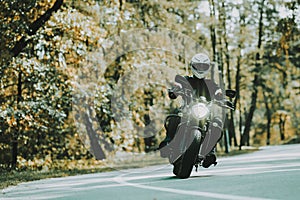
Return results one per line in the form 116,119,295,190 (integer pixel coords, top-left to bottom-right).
225,89,236,98
175,75,192,90
226,99,235,110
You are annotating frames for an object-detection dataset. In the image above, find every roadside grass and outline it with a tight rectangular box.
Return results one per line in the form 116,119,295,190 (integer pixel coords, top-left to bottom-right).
0,148,258,190
217,146,259,157
0,167,115,190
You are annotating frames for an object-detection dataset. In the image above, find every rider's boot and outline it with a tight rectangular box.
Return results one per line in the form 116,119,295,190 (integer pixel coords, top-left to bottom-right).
202,148,217,168
158,138,172,158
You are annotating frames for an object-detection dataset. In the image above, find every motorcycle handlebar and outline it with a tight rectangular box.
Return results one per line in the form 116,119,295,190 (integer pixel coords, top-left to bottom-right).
169,84,235,110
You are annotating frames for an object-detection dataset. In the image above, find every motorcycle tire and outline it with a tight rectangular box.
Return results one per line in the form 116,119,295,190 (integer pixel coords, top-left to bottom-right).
173,129,202,179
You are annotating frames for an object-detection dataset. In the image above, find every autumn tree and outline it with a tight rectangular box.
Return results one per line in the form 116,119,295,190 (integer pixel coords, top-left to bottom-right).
0,0,72,169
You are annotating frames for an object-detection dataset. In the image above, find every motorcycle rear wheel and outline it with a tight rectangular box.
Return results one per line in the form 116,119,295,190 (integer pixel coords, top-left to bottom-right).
173,129,202,179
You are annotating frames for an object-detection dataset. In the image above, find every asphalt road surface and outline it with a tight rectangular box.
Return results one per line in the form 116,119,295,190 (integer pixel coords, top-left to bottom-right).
1,144,300,200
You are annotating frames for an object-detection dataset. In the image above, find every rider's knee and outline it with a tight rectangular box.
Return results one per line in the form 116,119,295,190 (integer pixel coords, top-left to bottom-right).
212,117,223,130
211,117,223,142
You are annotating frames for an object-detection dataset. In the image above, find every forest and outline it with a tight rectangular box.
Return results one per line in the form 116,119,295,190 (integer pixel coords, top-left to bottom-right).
0,0,299,171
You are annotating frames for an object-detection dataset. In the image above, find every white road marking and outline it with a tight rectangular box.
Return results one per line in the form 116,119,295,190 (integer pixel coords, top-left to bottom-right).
220,150,300,164
199,162,300,176
114,173,273,200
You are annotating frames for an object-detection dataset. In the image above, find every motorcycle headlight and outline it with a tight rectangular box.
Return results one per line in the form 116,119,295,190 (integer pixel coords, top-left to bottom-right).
191,103,210,120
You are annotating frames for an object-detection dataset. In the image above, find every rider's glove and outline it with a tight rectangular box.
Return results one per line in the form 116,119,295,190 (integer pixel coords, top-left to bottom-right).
214,88,223,101
168,89,178,99
168,83,182,99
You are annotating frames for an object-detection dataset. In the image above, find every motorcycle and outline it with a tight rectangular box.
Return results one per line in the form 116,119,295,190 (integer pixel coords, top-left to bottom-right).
163,74,236,179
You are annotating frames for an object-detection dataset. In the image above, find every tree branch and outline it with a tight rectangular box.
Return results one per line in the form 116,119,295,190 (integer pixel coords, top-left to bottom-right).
11,0,64,57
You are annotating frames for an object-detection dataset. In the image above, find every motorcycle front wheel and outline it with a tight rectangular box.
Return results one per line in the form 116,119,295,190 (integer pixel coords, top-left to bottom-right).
173,129,202,179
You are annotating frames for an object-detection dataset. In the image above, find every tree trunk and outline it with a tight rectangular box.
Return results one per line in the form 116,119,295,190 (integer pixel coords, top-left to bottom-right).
242,74,258,146
236,12,245,149
209,0,217,62
263,91,272,145
220,0,237,147
83,108,106,160
11,70,22,169
11,139,18,169
235,55,241,147
279,114,287,140
223,128,230,154
242,0,265,146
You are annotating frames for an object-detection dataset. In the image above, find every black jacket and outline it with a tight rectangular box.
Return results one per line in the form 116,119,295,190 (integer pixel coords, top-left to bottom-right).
169,76,222,101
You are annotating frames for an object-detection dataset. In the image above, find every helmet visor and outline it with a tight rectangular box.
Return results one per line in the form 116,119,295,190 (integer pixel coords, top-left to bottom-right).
191,63,210,72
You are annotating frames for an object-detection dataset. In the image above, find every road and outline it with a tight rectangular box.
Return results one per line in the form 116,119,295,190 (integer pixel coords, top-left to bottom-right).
1,144,300,200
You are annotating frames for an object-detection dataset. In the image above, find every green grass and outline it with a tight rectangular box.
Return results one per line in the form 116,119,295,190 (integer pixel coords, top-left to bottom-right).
0,148,258,190
217,147,259,157
0,167,115,190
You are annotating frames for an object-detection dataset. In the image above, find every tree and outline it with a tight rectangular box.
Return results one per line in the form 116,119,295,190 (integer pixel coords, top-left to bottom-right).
0,0,67,169
241,0,265,147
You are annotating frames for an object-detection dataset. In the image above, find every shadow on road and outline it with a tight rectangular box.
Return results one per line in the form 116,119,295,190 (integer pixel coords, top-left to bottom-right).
160,174,213,180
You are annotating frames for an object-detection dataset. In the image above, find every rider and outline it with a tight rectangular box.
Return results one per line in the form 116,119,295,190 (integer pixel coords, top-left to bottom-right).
159,53,224,168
